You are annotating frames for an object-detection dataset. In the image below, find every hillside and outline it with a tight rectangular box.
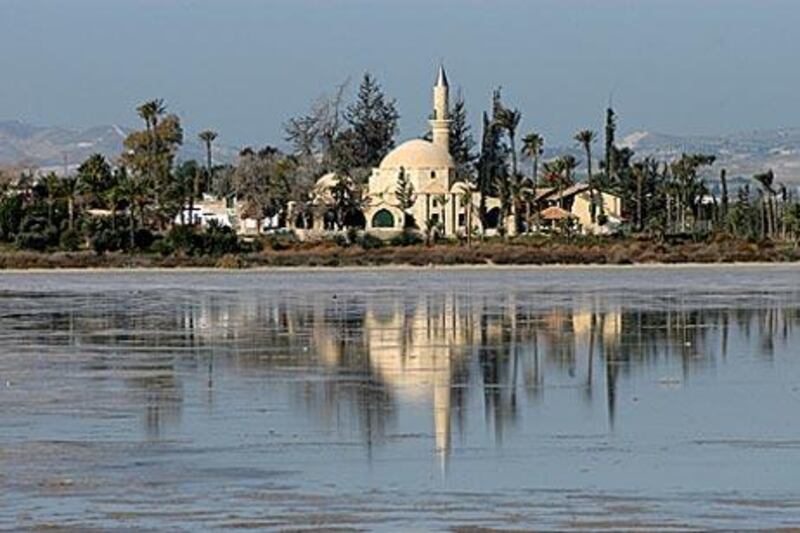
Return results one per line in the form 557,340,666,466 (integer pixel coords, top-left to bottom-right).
542,128,800,184
616,129,800,182
3,119,800,184
0,120,235,173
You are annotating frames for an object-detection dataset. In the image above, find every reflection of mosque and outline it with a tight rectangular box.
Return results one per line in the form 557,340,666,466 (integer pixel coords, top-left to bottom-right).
181,294,799,459
35,290,800,451
360,296,480,466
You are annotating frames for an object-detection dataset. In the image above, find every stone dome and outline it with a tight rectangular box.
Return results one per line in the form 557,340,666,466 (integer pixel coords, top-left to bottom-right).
379,139,454,170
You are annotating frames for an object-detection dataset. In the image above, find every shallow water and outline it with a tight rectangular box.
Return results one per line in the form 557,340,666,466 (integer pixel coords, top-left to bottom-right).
2,266,800,531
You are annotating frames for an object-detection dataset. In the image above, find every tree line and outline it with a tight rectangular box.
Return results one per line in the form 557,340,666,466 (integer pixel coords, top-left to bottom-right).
1,72,799,257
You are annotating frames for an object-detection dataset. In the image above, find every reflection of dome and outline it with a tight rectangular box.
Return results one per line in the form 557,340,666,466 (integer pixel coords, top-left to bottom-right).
379,139,454,170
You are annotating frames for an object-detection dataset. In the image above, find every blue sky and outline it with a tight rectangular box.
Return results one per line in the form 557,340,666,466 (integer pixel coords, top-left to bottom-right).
1,0,798,149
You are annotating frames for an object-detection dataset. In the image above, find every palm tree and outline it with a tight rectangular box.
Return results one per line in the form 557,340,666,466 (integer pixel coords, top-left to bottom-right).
43,172,61,226
497,107,522,233
753,170,777,238
105,177,126,232
561,155,578,178
136,99,166,133
558,155,578,209
521,132,544,232
135,99,167,210
497,108,522,177
574,130,599,223
59,175,81,231
198,130,218,189
521,133,544,184
117,175,151,249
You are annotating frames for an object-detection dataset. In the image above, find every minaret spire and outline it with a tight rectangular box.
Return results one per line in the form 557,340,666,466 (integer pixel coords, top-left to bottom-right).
431,65,451,152
436,64,449,88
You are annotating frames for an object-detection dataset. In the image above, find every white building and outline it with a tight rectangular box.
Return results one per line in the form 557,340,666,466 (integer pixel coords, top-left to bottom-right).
294,66,504,239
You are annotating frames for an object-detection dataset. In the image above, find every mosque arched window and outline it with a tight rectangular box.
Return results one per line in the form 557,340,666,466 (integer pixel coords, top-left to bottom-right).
372,209,395,228
430,170,436,179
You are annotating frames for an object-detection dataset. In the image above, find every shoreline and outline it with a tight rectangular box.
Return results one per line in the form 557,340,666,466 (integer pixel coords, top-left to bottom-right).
2,261,799,275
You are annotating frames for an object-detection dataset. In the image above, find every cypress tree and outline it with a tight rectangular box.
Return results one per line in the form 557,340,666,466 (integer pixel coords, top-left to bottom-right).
395,167,416,228
449,90,477,181
343,73,400,171
604,107,616,185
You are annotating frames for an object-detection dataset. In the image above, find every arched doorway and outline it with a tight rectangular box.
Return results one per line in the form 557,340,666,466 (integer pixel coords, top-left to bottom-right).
485,207,501,229
371,209,396,228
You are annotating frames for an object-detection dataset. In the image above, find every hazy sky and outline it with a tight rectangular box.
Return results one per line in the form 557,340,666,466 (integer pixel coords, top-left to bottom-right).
1,0,799,149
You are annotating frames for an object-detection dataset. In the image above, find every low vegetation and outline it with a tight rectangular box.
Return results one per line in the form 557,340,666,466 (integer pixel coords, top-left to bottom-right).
0,234,797,270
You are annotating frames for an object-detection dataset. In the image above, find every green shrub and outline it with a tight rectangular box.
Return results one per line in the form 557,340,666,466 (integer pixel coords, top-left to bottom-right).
162,222,242,257
390,230,423,247
357,233,384,250
59,229,81,251
202,223,240,256
91,229,120,255
16,232,51,252
133,228,156,251
164,225,197,254
0,194,24,241
15,216,57,251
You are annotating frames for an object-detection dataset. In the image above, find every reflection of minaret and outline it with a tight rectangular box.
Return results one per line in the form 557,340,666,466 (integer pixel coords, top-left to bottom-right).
362,297,461,469
430,65,450,151
433,350,451,474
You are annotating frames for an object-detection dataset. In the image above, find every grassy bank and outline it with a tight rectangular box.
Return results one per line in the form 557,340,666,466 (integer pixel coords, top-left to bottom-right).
1,236,798,269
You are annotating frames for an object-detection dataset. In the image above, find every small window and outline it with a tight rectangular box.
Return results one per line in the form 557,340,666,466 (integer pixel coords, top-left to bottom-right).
458,213,466,227
432,199,438,208
430,171,436,179
431,213,440,225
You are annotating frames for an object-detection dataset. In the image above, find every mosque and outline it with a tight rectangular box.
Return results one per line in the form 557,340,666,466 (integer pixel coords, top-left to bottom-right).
189,66,621,237
293,66,505,239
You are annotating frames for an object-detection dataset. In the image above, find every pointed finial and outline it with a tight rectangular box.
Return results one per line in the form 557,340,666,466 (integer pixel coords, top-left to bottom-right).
436,64,449,88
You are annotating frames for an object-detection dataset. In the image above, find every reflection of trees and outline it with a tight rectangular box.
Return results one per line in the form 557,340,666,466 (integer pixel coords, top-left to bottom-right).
11,289,800,449
132,373,182,439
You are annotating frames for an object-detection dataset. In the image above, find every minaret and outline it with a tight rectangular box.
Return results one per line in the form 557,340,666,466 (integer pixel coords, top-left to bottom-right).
430,65,451,152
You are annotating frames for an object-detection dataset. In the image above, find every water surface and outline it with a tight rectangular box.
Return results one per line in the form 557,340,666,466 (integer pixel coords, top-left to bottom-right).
2,266,800,530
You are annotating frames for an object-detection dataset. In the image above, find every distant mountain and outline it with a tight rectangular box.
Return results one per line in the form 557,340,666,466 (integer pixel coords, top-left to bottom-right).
4,119,800,185
616,129,800,182
0,120,236,173
547,128,800,185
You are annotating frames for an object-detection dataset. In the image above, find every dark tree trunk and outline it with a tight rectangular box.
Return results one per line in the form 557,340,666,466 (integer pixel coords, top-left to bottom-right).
720,169,729,223
636,172,643,232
